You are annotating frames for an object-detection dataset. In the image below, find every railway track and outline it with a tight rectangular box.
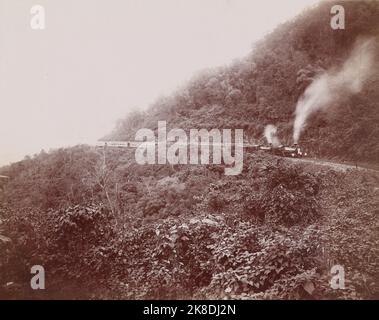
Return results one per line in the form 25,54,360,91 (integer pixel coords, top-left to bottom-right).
287,157,379,173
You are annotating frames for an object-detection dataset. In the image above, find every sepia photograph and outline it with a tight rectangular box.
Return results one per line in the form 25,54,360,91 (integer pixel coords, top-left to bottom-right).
0,0,378,306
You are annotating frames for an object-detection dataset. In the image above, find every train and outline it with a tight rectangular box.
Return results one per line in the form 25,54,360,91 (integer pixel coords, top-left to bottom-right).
96,140,307,158
245,143,307,158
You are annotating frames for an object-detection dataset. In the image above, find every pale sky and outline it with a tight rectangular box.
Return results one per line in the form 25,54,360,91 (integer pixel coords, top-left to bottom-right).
0,0,319,166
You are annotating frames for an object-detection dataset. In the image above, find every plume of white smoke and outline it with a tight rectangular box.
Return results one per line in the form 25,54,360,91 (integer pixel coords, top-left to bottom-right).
293,38,376,143
264,124,281,147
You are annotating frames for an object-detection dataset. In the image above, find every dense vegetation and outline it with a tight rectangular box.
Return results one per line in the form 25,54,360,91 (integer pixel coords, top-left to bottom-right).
1,152,378,299
1,0,379,299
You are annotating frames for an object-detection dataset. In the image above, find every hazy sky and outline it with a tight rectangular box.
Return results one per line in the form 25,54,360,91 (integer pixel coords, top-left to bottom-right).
0,0,319,166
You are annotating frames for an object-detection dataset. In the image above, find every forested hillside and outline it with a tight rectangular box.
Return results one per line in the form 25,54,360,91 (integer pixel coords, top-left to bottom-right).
1,0,379,300
104,0,379,163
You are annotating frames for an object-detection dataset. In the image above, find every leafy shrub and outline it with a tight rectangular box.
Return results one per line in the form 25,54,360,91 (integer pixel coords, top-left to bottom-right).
241,162,320,226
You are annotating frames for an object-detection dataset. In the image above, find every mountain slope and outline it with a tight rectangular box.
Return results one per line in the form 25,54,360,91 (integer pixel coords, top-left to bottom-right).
104,0,379,163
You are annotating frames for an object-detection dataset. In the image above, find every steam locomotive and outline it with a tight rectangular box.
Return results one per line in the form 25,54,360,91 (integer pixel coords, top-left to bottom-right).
245,143,306,158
